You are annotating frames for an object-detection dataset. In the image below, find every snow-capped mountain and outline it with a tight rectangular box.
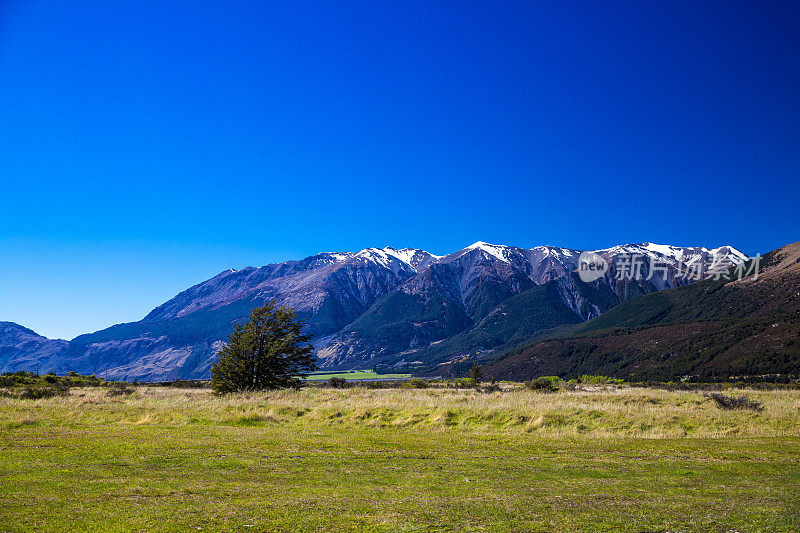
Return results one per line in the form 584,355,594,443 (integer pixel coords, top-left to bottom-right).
315,242,747,367
144,247,438,328
0,241,747,379
485,240,800,382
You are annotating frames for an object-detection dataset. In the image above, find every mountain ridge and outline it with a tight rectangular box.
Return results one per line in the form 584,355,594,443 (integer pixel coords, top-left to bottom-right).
483,241,800,381
0,241,748,380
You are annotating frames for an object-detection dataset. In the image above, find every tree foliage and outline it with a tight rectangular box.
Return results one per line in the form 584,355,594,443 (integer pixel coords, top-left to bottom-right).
470,364,483,386
210,301,316,394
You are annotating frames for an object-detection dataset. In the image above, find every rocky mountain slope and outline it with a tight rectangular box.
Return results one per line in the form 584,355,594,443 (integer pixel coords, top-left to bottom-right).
319,242,747,371
485,241,800,382
0,322,68,372
0,241,747,380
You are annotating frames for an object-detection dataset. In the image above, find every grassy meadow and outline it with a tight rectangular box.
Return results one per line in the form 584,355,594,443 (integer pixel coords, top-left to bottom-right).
1,385,799,531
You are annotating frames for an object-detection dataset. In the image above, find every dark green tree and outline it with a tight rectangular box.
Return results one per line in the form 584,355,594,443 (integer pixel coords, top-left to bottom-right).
210,301,316,394
470,364,483,386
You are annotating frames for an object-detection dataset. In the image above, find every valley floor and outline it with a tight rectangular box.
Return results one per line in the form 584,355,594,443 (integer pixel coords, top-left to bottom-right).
1,386,799,532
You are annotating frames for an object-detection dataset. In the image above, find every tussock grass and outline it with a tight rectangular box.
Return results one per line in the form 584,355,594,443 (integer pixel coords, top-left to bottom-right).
1,386,799,531
1,385,797,438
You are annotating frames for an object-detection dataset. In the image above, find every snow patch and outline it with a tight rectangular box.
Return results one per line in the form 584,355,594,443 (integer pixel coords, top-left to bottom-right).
466,241,513,262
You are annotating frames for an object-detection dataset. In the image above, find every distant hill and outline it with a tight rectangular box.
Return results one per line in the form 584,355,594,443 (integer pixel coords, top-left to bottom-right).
485,241,800,382
0,322,68,372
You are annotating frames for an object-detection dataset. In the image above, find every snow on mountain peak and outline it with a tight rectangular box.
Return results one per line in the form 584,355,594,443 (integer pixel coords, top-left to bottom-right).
530,245,578,258
384,247,441,267
155,240,748,323
465,241,514,262
640,242,684,256
350,246,437,272
592,242,747,266
315,252,353,265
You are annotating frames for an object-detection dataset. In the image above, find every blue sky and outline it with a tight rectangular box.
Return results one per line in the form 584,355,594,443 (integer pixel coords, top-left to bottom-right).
1,1,799,340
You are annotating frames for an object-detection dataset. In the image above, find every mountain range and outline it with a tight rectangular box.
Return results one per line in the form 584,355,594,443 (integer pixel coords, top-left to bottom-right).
485,241,800,382
1,241,752,380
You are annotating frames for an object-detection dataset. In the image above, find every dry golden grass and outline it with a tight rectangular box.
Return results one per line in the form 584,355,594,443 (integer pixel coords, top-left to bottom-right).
4,385,798,438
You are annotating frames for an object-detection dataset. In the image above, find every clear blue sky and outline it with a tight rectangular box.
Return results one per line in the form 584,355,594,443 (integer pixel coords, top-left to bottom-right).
1,1,798,340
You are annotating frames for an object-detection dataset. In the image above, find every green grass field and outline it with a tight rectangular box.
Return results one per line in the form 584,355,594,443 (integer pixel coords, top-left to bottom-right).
303,370,412,380
1,386,799,531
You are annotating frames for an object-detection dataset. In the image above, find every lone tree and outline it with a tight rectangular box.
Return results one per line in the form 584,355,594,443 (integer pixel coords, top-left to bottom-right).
470,364,483,386
210,301,316,394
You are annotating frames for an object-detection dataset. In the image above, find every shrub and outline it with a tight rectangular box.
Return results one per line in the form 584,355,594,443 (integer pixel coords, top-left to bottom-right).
538,376,564,383
578,375,624,385
0,385,69,400
703,392,764,412
106,383,135,397
401,378,427,389
447,378,473,389
0,371,107,388
524,378,559,393
327,377,348,388
0,371,39,387
21,386,68,399
169,379,207,388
